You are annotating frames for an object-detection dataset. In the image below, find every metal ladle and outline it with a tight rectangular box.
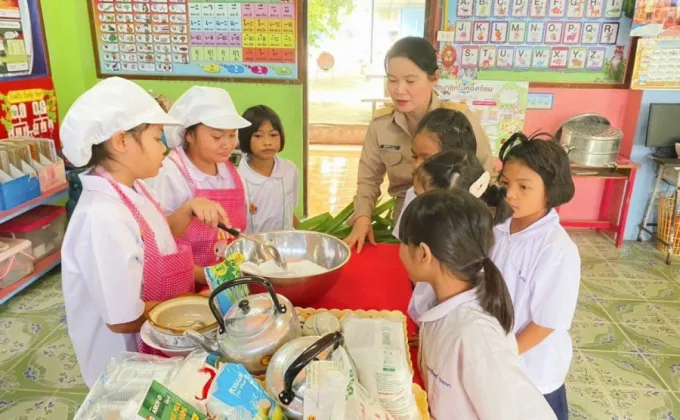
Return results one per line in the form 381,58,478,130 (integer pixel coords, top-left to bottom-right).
218,223,288,270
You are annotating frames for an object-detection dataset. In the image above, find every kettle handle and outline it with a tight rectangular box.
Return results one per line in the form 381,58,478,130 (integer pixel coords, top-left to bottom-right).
278,332,344,406
208,276,288,334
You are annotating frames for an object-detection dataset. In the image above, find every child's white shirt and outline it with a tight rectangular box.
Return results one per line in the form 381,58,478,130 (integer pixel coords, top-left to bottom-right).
147,147,248,216
419,288,556,420
490,209,581,394
392,186,417,238
238,155,299,233
61,172,178,388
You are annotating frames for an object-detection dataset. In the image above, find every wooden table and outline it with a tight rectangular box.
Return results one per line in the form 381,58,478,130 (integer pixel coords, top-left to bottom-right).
557,156,640,248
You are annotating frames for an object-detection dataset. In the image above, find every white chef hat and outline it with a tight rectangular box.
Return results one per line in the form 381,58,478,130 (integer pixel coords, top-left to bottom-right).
60,77,180,167
163,86,251,148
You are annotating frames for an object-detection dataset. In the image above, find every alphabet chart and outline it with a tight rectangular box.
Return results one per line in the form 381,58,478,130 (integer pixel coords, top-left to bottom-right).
88,0,301,83
436,0,633,84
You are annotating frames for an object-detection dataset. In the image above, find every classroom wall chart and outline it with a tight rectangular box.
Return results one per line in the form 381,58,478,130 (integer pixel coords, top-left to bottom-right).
436,79,528,155
630,36,680,90
633,0,680,30
436,0,635,84
87,0,302,83
0,0,50,80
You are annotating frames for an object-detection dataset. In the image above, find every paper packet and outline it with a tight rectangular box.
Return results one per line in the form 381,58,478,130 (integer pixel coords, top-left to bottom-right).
204,252,249,317
206,363,286,420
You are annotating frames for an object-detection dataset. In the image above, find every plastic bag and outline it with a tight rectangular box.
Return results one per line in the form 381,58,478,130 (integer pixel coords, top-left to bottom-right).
331,378,396,420
342,316,420,420
74,352,185,420
205,252,249,316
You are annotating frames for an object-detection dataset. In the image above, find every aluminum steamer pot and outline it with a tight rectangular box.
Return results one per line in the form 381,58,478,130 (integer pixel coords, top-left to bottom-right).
185,276,301,375
560,121,623,167
265,332,344,419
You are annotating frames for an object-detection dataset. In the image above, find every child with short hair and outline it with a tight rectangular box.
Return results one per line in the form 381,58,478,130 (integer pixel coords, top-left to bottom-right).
493,132,580,420
60,78,227,387
399,189,555,420
393,108,497,237
237,105,299,233
407,149,512,324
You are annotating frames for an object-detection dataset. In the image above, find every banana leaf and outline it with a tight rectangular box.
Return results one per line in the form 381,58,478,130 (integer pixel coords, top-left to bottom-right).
297,212,332,230
322,201,355,234
373,197,396,217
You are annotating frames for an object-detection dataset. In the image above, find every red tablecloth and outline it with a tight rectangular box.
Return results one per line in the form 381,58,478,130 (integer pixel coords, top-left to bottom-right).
310,244,423,387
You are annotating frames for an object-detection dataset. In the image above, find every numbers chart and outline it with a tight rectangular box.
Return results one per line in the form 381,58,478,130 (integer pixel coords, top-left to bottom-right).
437,0,633,84
89,0,300,82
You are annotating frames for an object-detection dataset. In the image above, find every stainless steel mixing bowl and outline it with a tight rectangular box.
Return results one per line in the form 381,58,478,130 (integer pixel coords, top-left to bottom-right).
223,230,351,306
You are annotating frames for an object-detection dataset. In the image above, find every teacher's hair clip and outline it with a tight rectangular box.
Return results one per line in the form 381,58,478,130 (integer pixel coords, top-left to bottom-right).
469,171,490,198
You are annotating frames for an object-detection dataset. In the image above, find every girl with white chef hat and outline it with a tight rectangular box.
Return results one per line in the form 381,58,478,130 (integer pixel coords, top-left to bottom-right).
60,77,228,388
148,86,250,269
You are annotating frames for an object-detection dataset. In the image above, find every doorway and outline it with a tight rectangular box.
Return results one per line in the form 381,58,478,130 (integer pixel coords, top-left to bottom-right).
305,0,428,217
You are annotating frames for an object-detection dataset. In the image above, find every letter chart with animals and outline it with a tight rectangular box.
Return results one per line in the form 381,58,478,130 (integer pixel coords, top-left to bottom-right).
89,0,300,82
437,0,635,84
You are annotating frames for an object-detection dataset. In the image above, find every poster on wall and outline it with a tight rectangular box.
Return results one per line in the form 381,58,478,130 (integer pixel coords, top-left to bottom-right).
0,0,50,80
87,0,302,83
0,76,59,147
632,0,680,32
436,79,528,155
436,0,635,84
630,36,680,89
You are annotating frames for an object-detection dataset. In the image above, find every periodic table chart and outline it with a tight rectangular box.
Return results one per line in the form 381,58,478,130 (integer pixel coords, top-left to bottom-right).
436,0,634,84
88,0,301,83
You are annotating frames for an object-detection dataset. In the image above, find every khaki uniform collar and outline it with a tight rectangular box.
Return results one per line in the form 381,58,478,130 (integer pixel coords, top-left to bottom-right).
392,92,442,136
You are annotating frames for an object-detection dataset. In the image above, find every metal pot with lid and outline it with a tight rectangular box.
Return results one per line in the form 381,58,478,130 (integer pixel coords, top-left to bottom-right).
560,121,623,167
184,276,301,375
265,332,346,419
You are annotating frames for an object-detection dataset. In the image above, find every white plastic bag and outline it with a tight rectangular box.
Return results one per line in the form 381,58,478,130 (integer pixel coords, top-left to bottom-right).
331,379,396,420
342,316,420,420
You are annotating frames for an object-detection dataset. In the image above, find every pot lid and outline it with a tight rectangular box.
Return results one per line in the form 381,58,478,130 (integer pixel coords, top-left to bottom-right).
555,113,611,140
561,121,622,141
223,294,276,337
266,336,328,416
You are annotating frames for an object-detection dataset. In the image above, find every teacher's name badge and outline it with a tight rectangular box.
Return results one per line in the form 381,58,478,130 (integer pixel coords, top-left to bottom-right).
379,145,401,151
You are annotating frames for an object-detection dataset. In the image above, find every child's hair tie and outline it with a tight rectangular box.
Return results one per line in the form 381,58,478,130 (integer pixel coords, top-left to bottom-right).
469,171,490,198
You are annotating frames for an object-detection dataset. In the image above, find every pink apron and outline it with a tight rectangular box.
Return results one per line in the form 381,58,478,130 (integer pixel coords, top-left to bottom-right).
97,170,195,356
168,150,247,267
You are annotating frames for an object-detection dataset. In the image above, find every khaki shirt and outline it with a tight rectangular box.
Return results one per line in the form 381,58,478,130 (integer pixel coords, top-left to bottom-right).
353,94,496,221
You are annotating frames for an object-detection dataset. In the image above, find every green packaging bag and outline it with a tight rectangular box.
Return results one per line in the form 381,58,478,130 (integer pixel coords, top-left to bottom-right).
205,252,250,317
138,380,206,420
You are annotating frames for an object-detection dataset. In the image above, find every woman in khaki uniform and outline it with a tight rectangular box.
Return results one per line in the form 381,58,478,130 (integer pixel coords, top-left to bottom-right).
346,37,495,251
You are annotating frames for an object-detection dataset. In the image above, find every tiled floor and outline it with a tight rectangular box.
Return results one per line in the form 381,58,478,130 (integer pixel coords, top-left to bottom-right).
1,234,678,419
0,143,678,418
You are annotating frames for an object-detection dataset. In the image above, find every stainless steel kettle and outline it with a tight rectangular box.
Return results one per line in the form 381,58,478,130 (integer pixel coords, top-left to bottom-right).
185,276,301,375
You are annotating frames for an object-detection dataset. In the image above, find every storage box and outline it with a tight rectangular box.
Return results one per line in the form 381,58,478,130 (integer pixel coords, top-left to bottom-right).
0,238,34,288
0,205,66,261
5,137,66,192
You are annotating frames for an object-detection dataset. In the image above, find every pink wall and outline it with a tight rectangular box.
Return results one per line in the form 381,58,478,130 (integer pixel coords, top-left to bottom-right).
522,88,641,220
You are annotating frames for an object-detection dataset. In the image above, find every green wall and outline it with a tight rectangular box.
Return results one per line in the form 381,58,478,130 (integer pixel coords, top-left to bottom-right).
40,0,305,212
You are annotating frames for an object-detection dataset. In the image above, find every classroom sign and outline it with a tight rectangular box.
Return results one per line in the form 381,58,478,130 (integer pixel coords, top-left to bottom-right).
0,77,60,147
631,36,680,90
436,79,528,155
87,0,301,83
437,0,635,84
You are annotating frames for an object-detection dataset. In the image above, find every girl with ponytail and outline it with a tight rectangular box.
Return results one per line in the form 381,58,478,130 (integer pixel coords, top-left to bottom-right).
398,189,554,419
406,149,512,326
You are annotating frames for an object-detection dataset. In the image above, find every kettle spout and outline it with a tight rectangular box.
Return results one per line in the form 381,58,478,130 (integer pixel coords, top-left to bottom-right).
184,330,227,358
